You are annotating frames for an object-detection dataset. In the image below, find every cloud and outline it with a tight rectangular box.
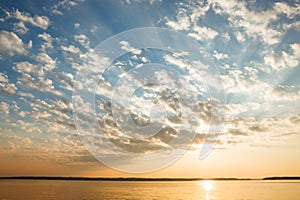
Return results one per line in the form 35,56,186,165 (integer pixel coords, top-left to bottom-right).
49,71,74,91
0,102,10,115
264,43,300,71
90,25,98,33
165,1,209,32
122,0,162,4
273,2,300,19
30,98,72,121
13,61,37,75
74,23,80,28
13,21,29,34
120,41,142,55
221,114,300,147
225,103,248,118
13,52,57,76
188,25,218,41
220,66,269,95
165,2,217,42
74,34,90,49
17,73,64,96
61,45,81,54
166,8,191,31
266,85,300,101
284,20,300,31
60,44,85,69
17,91,34,99
289,115,300,124
0,72,17,94
12,9,50,30
14,53,56,76
210,0,283,45
0,73,9,83
0,31,27,57
213,50,229,60
38,32,54,52
35,52,57,72
47,0,85,15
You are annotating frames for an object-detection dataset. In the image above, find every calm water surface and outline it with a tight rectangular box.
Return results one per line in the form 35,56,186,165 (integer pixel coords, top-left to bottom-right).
0,180,299,200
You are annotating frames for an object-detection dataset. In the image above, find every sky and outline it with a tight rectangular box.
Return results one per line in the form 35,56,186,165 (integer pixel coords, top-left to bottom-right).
0,0,299,178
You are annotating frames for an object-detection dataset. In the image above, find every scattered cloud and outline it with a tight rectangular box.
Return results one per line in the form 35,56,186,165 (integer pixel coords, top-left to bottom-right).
74,23,80,29
264,43,300,71
46,0,85,15
120,41,142,55
74,34,90,49
38,32,54,52
213,50,229,60
17,73,64,96
0,72,17,94
12,9,50,30
0,102,10,115
0,30,27,57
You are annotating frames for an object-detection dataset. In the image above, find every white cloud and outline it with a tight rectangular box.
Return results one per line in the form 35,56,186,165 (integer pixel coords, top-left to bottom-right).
17,91,34,99
210,0,282,45
0,72,17,94
165,1,209,32
213,50,229,60
38,32,54,51
120,41,142,55
166,8,190,31
90,25,98,33
265,85,300,102
0,82,17,95
0,102,10,115
0,31,27,57
264,43,300,71
13,9,50,30
226,103,248,118
50,71,74,91
48,0,84,15
13,53,57,76
13,21,29,34
122,0,162,4
36,52,57,72
220,67,270,97
74,34,90,49
284,20,300,31
234,31,246,43
273,2,300,19
60,45,85,69
188,25,218,41
164,1,217,42
13,61,37,75
74,23,80,28
222,32,231,41
0,73,9,83
17,73,63,96
61,45,81,54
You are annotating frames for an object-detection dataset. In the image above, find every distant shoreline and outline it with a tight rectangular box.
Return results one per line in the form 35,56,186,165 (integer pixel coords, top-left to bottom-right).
0,176,299,181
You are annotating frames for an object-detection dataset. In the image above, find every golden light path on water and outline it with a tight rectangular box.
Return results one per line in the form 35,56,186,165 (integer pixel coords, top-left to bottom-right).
200,180,214,200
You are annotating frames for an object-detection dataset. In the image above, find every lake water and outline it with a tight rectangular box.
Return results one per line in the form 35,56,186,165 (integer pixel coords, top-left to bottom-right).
0,180,299,200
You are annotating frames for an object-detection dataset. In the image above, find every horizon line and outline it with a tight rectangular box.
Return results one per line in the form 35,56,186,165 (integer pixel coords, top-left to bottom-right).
0,176,300,181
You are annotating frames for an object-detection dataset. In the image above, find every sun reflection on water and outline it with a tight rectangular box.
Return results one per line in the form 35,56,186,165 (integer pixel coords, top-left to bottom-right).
201,180,214,191
200,181,214,200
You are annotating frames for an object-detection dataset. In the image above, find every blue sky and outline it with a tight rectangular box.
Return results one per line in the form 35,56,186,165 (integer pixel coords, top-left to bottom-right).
0,0,299,176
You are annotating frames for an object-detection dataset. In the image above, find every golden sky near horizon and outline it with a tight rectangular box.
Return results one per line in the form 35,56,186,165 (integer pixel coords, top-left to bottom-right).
0,0,299,177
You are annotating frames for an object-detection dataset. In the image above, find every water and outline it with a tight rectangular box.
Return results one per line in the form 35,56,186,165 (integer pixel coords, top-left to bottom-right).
0,180,299,200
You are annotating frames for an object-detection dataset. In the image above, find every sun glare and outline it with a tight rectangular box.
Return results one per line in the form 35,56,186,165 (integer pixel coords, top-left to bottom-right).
201,181,214,192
